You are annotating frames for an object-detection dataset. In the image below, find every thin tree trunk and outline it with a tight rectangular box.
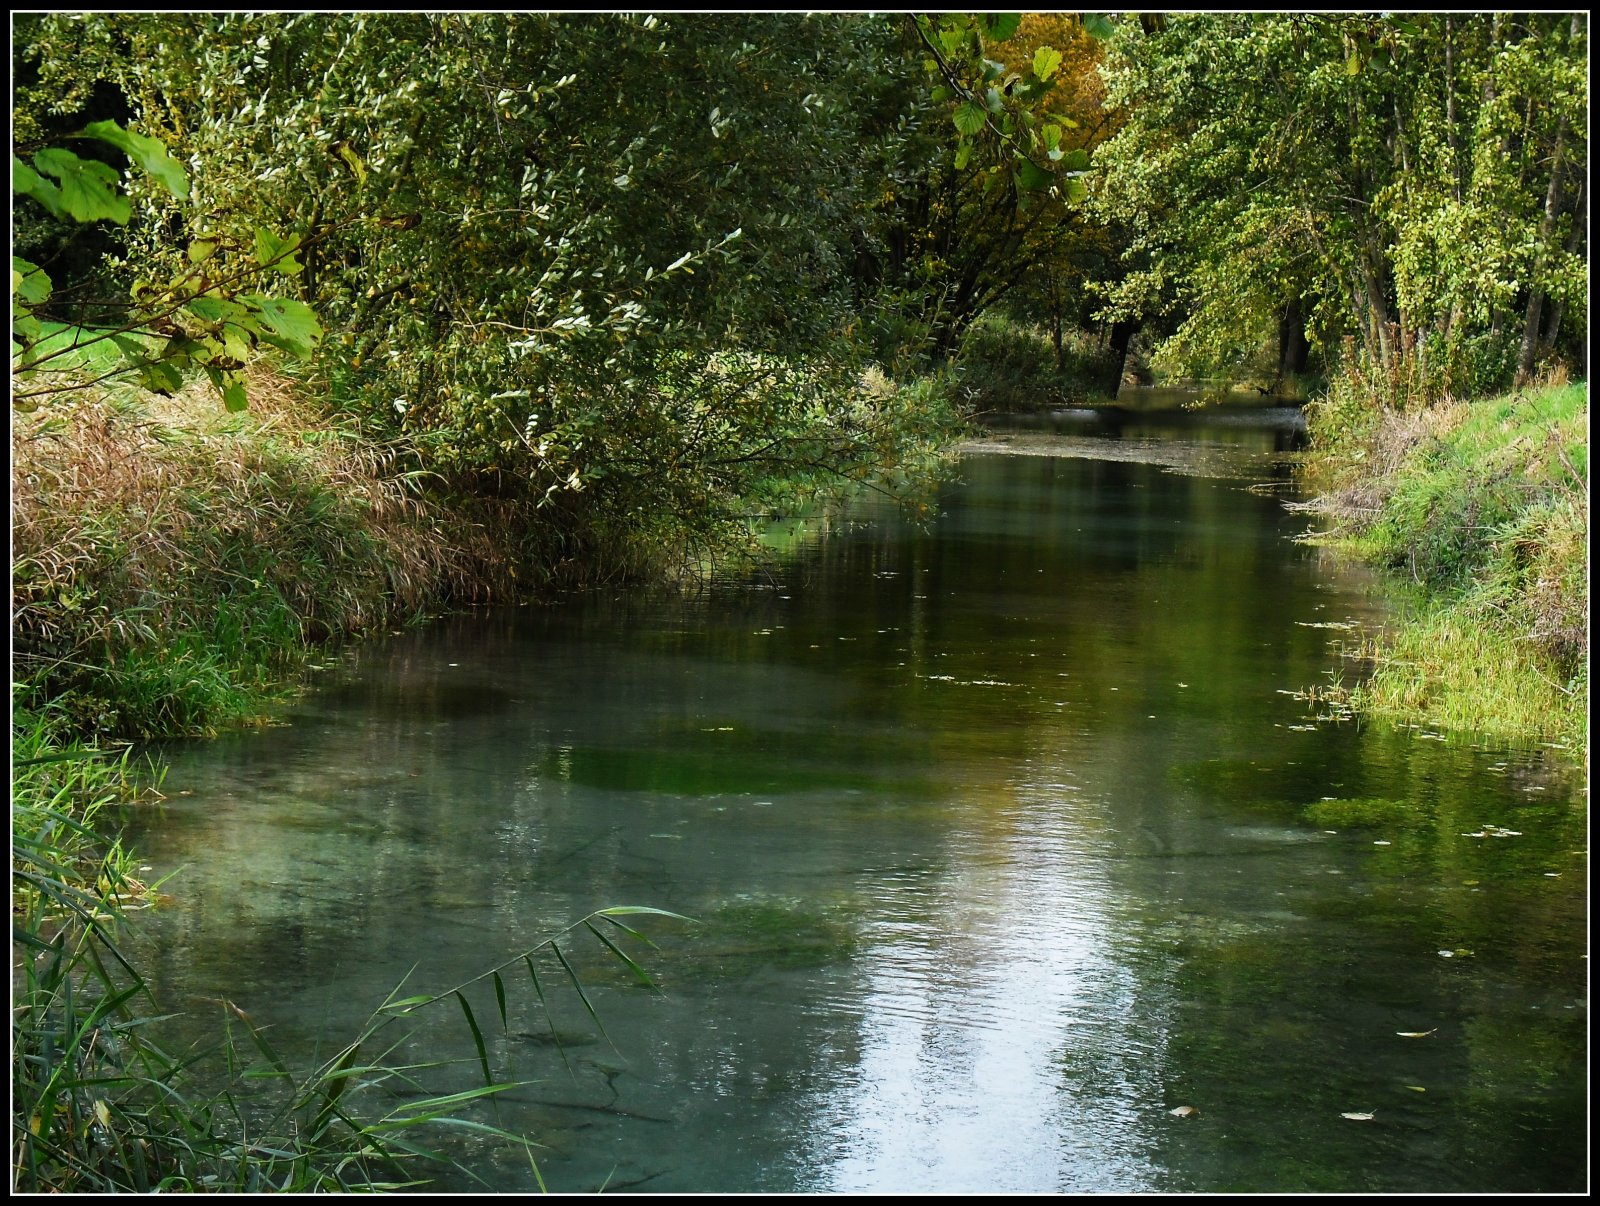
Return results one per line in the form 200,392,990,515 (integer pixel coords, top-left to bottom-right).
1516,116,1569,384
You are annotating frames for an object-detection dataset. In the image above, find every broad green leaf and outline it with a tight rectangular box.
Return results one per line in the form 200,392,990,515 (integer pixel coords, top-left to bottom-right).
981,58,1005,83
1082,14,1115,40
240,294,323,358
1042,123,1062,151
952,102,986,136
979,13,1021,43
13,155,68,219
984,86,1003,113
188,239,218,264
82,119,189,200
1346,52,1362,76
136,358,185,396
14,312,43,347
31,148,131,225
1032,45,1063,81
253,227,304,275
1016,160,1054,192
1063,175,1089,205
218,324,255,364
1060,147,1091,172
204,365,247,408
14,258,52,305
185,297,250,326
954,140,973,171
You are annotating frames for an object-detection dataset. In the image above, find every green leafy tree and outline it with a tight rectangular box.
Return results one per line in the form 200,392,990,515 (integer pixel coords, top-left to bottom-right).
16,12,964,579
1092,13,1587,398
853,13,1117,364
11,117,321,411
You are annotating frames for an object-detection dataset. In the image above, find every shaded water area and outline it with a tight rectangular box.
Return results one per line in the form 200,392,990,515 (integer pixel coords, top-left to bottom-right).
127,400,1587,1193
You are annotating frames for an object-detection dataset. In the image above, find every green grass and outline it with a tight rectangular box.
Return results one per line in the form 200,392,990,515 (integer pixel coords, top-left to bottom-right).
1303,379,1588,754
1348,600,1586,752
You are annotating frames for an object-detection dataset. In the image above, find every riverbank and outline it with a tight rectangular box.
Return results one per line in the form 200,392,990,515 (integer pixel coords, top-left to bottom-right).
1300,378,1588,761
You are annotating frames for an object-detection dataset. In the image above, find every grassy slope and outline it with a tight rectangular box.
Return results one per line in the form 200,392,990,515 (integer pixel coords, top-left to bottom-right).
1303,380,1588,755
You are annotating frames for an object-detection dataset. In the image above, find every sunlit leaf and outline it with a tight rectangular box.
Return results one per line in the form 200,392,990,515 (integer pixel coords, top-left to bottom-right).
240,294,323,358
253,228,304,275
14,154,68,219
952,102,986,136
595,905,698,923
14,258,52,305
1032,45,1063,81
31,148,131,225
1341,1111,1375,1121
82,119,189,199
335,141,368,187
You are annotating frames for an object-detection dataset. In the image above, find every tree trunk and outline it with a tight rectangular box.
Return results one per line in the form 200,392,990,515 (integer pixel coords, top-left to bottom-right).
1105,319,1138,394
1516,115,1569,385
1277,296,1309,385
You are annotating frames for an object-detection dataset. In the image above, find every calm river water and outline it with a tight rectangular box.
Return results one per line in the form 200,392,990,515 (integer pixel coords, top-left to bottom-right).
128,402,1587,1193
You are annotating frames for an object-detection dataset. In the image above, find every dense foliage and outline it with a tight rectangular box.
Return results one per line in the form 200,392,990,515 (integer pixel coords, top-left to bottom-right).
1093,13,1587,396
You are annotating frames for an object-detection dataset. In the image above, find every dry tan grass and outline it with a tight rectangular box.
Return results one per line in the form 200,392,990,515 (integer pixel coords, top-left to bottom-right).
13,366,514,731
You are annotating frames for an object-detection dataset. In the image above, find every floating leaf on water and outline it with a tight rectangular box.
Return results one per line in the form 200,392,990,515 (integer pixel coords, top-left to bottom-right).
1438,950,1454,958
1405,1085,1427,1092
1341,1111,1375,1121
1396,1029,1437,1038
1168,1105,1198,1118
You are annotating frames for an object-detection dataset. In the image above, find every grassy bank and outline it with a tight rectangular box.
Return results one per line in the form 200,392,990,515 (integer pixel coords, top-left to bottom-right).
12,367,519,741
1302,378,1588,756
11,353,951,1190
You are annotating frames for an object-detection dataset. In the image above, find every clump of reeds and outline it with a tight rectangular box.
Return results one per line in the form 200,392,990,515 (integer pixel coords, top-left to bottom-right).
11,368,510,739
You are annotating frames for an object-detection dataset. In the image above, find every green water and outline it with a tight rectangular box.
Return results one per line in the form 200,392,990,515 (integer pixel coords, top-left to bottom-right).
127,405,1587,1192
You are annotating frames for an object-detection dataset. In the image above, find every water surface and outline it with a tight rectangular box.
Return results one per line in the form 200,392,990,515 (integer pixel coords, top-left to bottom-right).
128,405,1588,1193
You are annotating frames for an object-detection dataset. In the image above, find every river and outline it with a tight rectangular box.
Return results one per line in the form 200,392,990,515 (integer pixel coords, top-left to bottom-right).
126,401,1588,1193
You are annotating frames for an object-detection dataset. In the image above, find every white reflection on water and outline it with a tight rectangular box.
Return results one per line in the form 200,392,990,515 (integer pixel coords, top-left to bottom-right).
801,782,1162,1193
